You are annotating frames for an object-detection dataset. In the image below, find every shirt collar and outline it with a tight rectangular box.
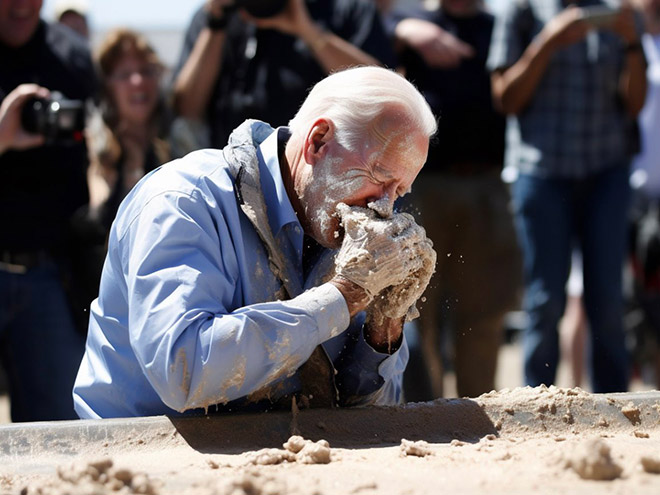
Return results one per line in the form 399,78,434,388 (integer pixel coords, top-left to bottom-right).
256,126,300,237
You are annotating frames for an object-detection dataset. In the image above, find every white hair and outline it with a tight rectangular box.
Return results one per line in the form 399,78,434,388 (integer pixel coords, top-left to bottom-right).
288,66,437,152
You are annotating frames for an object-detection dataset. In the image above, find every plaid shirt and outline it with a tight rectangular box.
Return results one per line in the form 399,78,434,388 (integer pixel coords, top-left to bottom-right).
487,0,639,178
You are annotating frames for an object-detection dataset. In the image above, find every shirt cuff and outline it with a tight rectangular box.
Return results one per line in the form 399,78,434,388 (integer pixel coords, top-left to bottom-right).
288,283,351,341
351,324,406,382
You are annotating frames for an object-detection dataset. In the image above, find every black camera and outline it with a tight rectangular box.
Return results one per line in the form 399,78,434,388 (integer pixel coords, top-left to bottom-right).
21,92,86,144
236,0,288,18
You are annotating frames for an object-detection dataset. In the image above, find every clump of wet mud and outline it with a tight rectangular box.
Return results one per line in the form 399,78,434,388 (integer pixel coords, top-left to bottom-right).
20,458,158,495
334,203,436,326
400,439,433,457
566,438,623,480
244,435,331,466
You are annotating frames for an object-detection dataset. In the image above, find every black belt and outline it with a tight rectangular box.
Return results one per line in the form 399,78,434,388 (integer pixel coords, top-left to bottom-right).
0,249,51,274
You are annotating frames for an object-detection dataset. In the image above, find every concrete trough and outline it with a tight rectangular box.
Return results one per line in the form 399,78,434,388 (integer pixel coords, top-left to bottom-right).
1,387,659,494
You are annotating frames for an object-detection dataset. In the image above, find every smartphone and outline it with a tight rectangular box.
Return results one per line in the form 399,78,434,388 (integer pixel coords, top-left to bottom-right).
580,5,619,29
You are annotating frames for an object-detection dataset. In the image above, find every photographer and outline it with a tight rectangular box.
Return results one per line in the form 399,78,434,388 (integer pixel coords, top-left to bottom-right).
171,0,396,150
0,0,96,422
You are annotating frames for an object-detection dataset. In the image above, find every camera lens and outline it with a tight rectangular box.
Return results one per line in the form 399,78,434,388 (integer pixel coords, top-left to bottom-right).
20,98,46,134
20,95,86,144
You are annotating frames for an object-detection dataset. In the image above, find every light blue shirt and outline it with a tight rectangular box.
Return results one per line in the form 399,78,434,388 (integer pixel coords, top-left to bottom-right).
73,123,407,419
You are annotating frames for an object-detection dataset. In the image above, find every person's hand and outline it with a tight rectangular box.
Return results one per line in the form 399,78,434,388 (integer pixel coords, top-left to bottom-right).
610,2,639,44
333,204,428,301
541,5,589,52
0,84,50,156
395,18,474,68
241,0,312,37
205,0,235,19
369,231,436,323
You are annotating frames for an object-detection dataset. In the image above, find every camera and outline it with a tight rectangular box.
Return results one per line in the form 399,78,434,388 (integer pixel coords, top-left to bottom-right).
21,92,86,144
236,0,288,18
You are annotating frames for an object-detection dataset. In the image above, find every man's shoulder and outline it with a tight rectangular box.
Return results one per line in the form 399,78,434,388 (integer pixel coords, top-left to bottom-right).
44,22,95,89
114,150,236,233
149,149,234,194
45,21,91,59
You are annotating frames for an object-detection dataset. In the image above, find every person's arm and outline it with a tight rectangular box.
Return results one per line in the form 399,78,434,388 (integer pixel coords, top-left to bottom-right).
491,5,588,115
0,84,49,156
172,1,231,120
612,4,647,116
326,205,435,406
247,0,382,72
123,189,352,412
393,17,475,69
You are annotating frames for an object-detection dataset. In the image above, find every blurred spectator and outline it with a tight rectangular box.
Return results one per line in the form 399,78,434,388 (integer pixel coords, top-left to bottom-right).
632,0,660,200
69,29,171,331
387,0,522,400
171,0,396,152
558,250,588,388
488,0,647,393
0,0,96,421
629,0,660,387
54,0,89,40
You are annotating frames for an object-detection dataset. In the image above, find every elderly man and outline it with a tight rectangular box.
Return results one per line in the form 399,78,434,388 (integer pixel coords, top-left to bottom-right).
73,66,437,419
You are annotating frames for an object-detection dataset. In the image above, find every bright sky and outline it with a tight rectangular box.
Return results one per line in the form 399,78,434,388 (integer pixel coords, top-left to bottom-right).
42,0,204,30
40,0,508,67
42,0,508,30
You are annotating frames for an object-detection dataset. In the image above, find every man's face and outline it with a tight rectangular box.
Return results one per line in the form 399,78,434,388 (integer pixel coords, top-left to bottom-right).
298,116,429,249
0,0,43,48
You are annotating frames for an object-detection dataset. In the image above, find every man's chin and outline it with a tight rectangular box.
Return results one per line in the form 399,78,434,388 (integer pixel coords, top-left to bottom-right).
313,229,344,250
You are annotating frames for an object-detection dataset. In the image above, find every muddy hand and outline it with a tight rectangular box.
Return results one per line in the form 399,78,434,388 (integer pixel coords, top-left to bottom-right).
333,204,426,301
370,225,436,322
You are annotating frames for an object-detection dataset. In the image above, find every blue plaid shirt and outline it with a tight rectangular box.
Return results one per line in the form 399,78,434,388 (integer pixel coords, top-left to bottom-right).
487,0,639,178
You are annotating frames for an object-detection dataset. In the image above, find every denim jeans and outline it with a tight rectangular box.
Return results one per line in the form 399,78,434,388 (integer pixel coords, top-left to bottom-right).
0,260,85,421
512,165,632,393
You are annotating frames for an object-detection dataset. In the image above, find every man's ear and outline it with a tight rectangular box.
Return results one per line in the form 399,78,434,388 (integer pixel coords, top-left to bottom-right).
304,118,335,165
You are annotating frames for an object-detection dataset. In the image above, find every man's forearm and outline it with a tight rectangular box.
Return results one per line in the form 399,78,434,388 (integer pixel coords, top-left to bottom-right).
299,22,382,73
492,34,555,115
173,28,226,120
619,44,647,117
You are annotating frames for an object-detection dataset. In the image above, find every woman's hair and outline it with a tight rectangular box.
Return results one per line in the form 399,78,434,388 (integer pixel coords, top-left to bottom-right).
96,28,162,81
95,28,165,130
288,66,437,151
88,29,170,183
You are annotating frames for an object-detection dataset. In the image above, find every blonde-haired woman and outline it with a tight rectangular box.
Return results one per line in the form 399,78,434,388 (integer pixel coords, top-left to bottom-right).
71,29,170,328
87,28,170,224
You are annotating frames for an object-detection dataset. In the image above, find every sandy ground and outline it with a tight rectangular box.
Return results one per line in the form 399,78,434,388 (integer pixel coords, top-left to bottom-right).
2,339,659,495
1,386,659,495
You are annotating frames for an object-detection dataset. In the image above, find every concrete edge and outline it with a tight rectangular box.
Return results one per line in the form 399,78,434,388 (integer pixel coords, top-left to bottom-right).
1,389,658,460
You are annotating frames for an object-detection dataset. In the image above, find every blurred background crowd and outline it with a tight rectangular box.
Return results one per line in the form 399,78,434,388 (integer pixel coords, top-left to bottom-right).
0,0,659,422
